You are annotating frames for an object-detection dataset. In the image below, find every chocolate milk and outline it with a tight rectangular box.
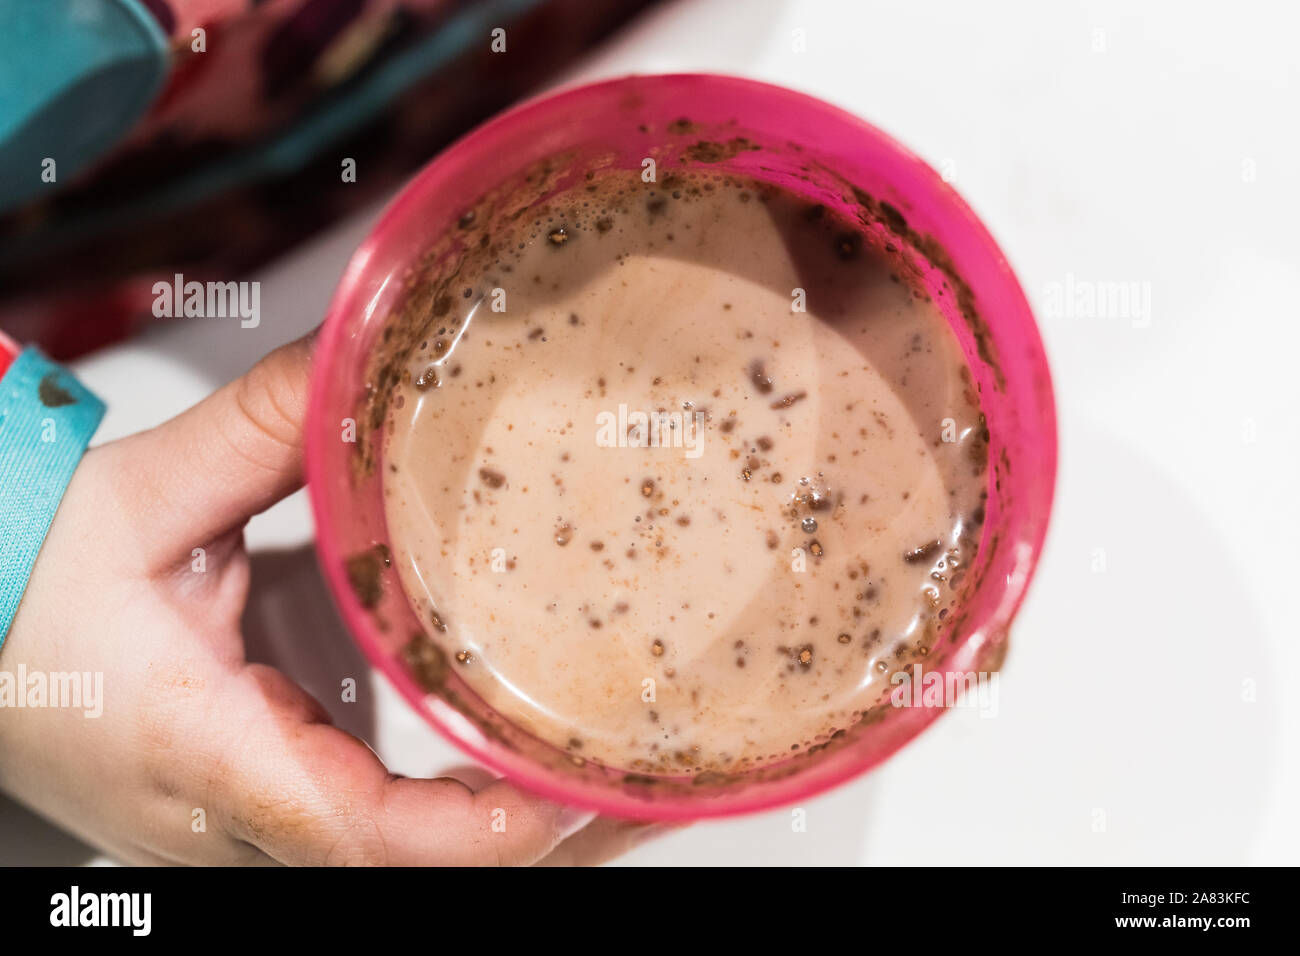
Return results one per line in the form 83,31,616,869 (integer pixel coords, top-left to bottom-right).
381,172,988,775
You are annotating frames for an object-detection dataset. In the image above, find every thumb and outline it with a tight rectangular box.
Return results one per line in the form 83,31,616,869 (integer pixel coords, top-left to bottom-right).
118,333,315,571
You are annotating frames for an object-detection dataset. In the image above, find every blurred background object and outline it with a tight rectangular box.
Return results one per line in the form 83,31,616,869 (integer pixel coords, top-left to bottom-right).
0,0,657,358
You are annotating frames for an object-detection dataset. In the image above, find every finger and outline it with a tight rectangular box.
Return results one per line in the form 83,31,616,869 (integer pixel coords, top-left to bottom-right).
439,764,500,790
535,817,685,867
114,334,314,570
413,765,663,867
208,665,593,866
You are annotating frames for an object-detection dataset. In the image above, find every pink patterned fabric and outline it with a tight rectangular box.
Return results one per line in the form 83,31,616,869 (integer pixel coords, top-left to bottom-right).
0,0,657,359
127,1,449,146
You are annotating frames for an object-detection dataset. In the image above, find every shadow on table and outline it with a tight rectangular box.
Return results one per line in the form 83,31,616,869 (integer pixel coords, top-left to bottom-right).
241,545,377,744
0,795,99,866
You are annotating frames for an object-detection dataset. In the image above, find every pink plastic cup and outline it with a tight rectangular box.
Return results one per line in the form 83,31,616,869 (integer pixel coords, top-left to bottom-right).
305,74,1057,820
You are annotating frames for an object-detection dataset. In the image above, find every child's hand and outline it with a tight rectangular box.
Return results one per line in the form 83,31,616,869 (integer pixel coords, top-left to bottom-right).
0,335,647,865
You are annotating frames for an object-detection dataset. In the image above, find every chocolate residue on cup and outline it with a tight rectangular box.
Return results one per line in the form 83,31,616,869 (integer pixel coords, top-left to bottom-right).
403,630,449,690
345,543,390,609
680,137,760,164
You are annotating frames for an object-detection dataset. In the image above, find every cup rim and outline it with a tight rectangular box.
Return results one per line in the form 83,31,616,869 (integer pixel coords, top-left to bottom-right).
305,72,1058,820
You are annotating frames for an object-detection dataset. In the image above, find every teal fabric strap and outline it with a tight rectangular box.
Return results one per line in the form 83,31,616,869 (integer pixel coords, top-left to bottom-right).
0,348,105,647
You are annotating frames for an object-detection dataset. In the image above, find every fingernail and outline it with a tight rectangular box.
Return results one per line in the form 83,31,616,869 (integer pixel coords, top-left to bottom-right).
557,806,597,840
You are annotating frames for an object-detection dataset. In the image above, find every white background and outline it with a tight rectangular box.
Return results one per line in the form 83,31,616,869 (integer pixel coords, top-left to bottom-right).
2,0,1296,865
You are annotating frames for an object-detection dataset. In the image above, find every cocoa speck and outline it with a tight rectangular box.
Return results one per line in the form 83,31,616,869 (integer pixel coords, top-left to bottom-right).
770,390,807,410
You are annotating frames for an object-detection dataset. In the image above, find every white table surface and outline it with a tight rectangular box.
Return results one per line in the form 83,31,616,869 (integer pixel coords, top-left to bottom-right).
3,0,1296,865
